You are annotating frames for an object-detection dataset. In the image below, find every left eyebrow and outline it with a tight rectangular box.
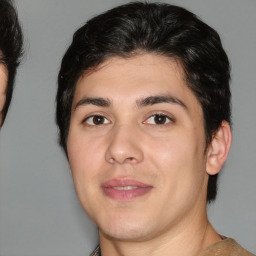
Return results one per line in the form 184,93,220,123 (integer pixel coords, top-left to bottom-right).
136,95,187,110
74,97,111,110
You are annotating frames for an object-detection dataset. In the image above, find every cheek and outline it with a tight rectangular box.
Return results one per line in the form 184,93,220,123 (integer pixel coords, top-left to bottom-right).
67,130,111,204
146,132,193,169
67,133,105,176
0,94,6,111
0,65,8,111
67,133,106,208
145,128,206,187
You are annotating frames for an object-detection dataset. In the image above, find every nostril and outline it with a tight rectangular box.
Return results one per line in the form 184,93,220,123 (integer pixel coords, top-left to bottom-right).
105,138,144,164
126,157,136,163
108,157,115,164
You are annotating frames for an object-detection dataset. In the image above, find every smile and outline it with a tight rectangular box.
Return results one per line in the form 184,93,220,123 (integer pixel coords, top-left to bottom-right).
101,179,153,201
113,186,138,190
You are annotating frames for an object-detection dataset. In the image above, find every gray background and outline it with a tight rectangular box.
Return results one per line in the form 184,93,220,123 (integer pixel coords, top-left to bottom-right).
0,0,255,255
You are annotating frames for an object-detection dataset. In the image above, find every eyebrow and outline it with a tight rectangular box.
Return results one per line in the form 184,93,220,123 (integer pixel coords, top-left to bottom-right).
74,97,111,109
137,95,187,110
74,95,187,110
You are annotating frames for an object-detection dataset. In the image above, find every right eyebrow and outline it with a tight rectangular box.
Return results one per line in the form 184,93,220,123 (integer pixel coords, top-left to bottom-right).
74,97,111,110
136,95,187,110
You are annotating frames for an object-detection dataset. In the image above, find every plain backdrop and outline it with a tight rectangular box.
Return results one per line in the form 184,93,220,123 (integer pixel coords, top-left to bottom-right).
0,0,255,255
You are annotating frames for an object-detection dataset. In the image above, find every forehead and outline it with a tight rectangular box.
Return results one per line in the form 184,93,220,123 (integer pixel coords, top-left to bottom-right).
73,54,201,111
78,55,183,92
78,54,185,87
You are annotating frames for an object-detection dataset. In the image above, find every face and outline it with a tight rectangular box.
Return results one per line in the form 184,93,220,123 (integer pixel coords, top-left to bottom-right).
67,54,210,242
0,63,8,125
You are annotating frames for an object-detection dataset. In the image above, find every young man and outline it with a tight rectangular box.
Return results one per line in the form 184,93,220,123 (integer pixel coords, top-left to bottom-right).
56,2,254,256
0,0,23,126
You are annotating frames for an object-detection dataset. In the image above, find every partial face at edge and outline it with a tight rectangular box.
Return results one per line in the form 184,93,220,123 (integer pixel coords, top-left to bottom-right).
67,54,210,242
0,63,8,125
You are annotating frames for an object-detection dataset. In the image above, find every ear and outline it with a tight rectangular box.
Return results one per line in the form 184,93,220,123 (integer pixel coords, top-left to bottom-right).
206,121,232,175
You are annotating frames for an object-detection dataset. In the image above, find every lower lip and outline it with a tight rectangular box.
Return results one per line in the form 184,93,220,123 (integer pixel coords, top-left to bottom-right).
102,186,152,201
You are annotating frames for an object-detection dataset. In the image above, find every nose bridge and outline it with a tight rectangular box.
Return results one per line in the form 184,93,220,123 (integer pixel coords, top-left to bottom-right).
105,122,143,164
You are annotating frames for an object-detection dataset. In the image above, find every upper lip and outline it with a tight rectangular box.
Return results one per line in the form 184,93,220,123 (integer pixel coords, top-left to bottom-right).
101,178,152,188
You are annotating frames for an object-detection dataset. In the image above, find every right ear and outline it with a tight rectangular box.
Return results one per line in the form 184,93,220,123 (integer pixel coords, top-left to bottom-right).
206,121,232,175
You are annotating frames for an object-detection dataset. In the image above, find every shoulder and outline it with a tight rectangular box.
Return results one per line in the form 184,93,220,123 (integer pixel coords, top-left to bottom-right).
89,245,100,256
89,239,255,256
198,238,255,256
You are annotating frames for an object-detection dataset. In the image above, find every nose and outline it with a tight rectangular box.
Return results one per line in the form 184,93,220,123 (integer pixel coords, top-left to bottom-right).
105,124,144,165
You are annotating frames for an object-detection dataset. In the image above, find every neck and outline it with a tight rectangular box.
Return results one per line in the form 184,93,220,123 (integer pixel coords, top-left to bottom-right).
99,215,221,256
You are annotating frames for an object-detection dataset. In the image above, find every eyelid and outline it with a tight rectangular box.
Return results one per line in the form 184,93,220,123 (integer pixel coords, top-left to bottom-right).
80,110,111,123
82,113,111,126
143,112,174,125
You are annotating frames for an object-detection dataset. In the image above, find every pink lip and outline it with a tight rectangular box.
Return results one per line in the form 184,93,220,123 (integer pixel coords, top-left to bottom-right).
101,178,153,201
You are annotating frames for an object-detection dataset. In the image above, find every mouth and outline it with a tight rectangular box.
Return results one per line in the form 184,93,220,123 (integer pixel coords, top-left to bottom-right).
101,178,153,201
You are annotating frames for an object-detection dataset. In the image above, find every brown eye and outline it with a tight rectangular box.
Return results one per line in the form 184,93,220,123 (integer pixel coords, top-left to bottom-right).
145,114,172,125
85,115,110,126
93,115,104,125
154,115,167,124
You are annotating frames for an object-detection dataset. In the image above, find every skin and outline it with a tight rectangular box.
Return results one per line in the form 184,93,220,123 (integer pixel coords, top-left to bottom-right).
67,54,231,256
0,63,8,125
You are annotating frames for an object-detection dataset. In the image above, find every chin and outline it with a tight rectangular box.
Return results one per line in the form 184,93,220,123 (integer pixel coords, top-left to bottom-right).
98,216,153,242
101,226,149,242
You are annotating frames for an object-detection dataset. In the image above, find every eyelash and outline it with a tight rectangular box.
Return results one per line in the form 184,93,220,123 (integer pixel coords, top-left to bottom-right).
83,114,111,126
82,113,174,126
143,113,174,126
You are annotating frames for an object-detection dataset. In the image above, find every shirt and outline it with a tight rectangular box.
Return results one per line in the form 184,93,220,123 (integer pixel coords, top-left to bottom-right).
89,238,255,256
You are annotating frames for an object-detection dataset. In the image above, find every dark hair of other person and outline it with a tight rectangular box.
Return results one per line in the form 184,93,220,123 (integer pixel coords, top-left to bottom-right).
0,0,23,125
56,1,231,202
